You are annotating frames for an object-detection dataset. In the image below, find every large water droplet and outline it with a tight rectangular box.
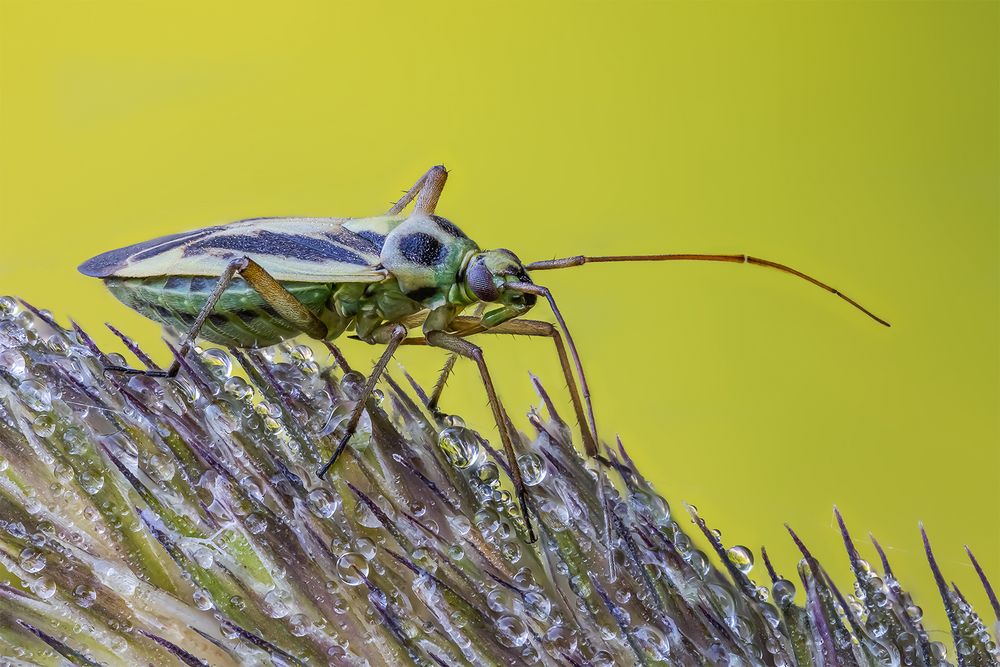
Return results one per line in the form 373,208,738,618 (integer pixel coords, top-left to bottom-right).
307,488,340,518
31,414,56,438
437,427,481,469
773,578,796,606
337,552,368,586
19,547,46,573
73,584,97,608
264,588,291,619
517,453,547,486
18,380,51,412
30,575,55,599
198,348,233,378
726,545,754,574
147,454,175,483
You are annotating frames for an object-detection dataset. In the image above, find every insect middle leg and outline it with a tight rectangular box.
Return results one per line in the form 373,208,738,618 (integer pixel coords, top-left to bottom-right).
420,317,598,458
316,323,408,479
422,331,537,543
104,257,328,378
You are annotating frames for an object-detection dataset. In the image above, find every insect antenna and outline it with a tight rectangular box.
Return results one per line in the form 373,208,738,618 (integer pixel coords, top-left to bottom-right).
524,253,890,327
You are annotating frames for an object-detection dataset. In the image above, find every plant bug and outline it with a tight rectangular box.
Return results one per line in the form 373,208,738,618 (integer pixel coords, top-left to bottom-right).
79,165,889,543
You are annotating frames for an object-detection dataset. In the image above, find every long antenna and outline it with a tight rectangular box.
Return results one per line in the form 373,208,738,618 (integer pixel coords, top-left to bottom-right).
525,253,890,327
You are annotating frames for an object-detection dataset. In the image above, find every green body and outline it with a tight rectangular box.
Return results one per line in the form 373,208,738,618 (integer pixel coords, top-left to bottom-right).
80,212,529,348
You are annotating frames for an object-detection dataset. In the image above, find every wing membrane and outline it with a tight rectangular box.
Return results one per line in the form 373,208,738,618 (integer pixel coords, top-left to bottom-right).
80,216,403,283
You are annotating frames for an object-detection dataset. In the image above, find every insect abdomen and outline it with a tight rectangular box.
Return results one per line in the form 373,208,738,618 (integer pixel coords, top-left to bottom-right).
104,276,333,348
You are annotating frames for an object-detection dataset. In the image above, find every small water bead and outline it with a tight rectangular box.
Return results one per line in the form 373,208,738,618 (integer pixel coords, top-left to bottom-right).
689,550,711,577
290,344,314,362
264,588,291,619
0,350,26,378
288,613,311,637
223,376,254,400
496,615,529,648
442,414,465,428
340,371,367,400
73,584,97,608
307,489,340,518
30,575,56,599
524,591,551,620
355,537,377,561
147,454,175,483
337,553,369,586
773,579,796,606
19,547,46,573
192,547,215,568
476,461,500,487
18,380,52,412
193,588,215,610
447,545,465,561
411,547,438,574
517,453,547,486
0,295,19,318
31,414,56,438
905,604,923,621
437,427,482,470
78,470,105,495
726,545,754,574
198,348,233,378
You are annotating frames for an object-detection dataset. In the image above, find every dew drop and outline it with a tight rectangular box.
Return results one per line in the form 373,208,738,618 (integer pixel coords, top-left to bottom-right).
264,588,291,619
773,579,796,606
337,552,369,586
517,453,547,486
726,545,754,574
340,371,366,400
223,376,253,400
147,454,175,483
193,588,214,610
245,513,267,535
307,488,340,518
437,427,481,469
18,380,52,412
78,470,105,495
30,575,55,599
31,414,56,438
19,547,46,573
198,348,233,378
0,350,26,379
73,584,97,608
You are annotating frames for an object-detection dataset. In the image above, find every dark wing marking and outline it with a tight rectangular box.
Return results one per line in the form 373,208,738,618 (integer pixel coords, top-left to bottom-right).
79,217,394,283
78,228,219,278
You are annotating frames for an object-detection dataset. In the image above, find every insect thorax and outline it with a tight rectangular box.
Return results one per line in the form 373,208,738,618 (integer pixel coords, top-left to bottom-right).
378,214,480,300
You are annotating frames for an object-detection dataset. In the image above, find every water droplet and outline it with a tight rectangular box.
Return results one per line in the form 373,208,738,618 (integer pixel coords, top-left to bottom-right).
30,575,55,599
288,613,311,637
291,344,314,362
442,415,465,428
477,461,500,487
223,376,253,400
0,350,26,379
340,371,366,400
147,454,175,483
905,604,923,621
193,588,214,610
264,588,291,619
307,488,340,518
497,615,528,647
19,547,46,573
73,584,96,608
773,579,796,606
411,547,437,574
437,427,481,469
355,537,377,561
726,545,754,574
31,414,56,438
78,470,105,495
192,547,214,568
198,348,232,378
18,380,51,412
337,552,368,586
0,296,20,318
517,453,547,486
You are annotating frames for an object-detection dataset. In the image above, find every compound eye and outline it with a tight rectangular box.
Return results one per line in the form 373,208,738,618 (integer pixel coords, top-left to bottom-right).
467,260,500,302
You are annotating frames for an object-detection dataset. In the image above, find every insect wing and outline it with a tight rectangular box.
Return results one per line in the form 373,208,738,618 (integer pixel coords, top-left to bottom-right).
79,217,398,283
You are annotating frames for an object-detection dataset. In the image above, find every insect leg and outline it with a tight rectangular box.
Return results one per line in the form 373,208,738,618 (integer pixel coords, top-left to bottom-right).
386,165,448,216
424,331,537,543
105,258,328,378
316,323,408,479
413,317,597,458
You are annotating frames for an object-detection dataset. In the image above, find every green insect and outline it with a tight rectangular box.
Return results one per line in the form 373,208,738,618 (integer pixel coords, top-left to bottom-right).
79,165,889,542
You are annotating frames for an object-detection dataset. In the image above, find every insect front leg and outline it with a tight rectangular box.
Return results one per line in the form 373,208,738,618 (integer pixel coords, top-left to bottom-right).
386,165,448,216
105,257,328,378
423,330,537,543
450,317,597,458
316,323,408,479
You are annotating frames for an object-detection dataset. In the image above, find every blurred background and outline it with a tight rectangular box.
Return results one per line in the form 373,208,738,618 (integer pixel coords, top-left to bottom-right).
1,1,996,633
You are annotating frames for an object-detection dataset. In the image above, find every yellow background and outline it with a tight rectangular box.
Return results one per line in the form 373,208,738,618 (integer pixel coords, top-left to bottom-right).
1,1,996,633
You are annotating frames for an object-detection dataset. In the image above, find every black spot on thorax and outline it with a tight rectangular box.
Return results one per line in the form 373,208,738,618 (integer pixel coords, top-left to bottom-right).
398,232,446,266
